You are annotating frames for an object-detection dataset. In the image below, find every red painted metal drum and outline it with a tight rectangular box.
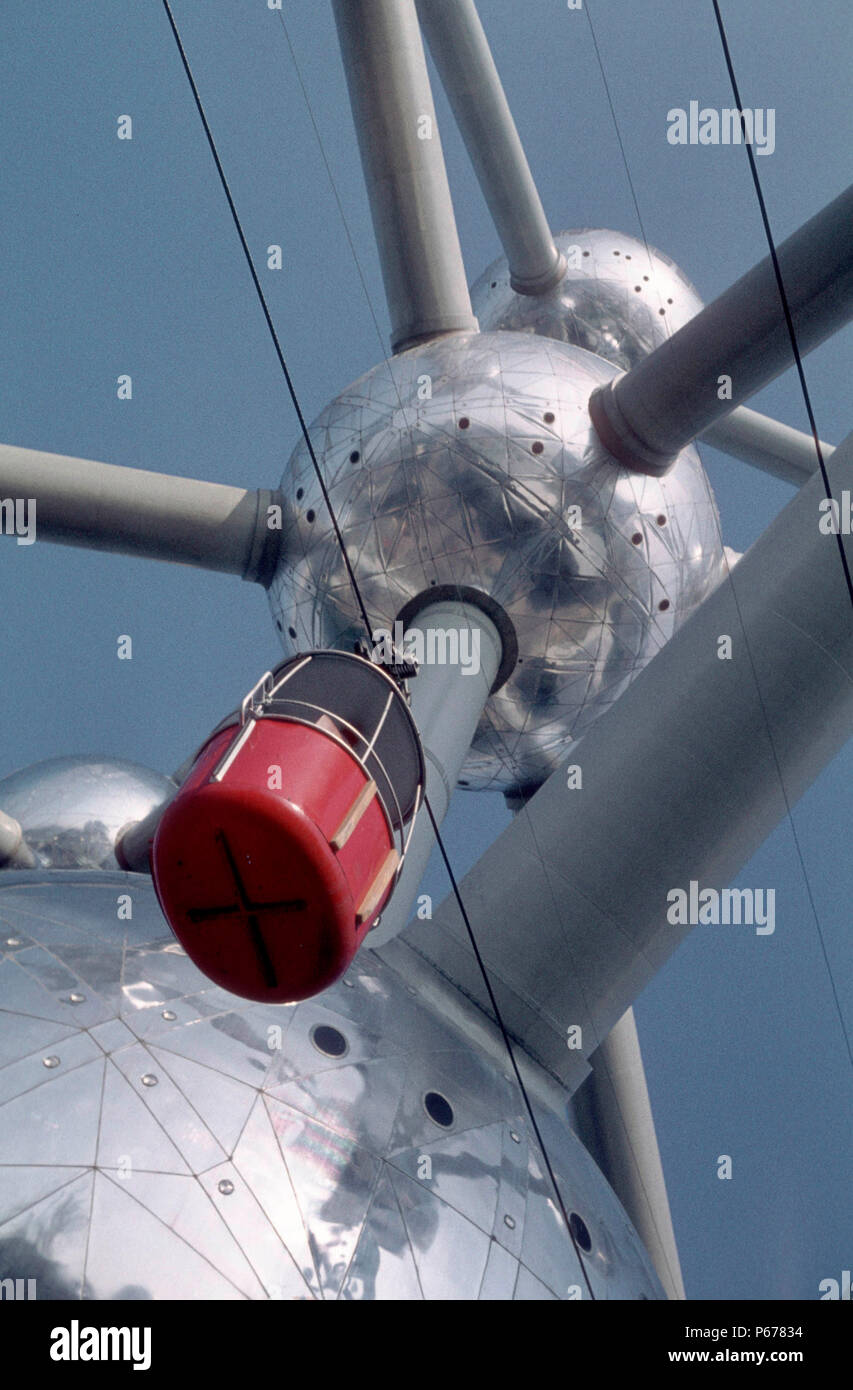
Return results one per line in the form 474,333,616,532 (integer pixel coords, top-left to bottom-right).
150,653,423,1003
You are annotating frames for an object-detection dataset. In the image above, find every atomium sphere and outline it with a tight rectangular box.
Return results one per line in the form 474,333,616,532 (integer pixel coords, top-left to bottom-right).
0,757,175,871
470,230,704,371
269,332,724,792
0,872,662,1299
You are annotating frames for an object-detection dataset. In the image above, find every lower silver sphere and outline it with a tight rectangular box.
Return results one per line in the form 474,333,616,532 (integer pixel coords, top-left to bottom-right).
0,757,175,871
269,331,724,792
471,229,705,371
0,871,663,1300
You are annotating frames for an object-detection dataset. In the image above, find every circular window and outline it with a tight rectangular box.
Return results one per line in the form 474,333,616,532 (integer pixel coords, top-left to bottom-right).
424,1090,454,1128
311,1024,348,1058
569,1211,592,1252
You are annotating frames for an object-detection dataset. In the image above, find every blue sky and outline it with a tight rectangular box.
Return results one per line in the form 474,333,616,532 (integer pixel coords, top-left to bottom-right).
1,0,851,1299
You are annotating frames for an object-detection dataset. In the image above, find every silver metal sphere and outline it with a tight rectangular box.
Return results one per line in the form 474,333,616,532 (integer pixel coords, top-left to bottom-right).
269,331,724,792
470,230,705,371
0,871,663,1299
0,757,174,871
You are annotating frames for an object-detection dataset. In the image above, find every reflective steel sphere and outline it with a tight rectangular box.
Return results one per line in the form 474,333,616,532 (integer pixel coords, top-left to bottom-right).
0,757,175,870
0,871,663,1300
269,332,724,791
470,230,704,371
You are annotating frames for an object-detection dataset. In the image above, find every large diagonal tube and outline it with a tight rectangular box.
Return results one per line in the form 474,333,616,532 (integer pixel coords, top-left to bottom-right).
402,425,853,1091
0,443,283,584
415,0,565,295
332,0,478,352
590,184,853,475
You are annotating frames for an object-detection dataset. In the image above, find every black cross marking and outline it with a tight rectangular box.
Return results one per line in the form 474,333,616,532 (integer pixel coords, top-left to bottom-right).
186,830,307,989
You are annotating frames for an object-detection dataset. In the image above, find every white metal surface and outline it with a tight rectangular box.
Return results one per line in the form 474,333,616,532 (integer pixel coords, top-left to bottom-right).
700,404,832,485
402,424,853,1089
370,600,502,946
590,183,853,473
331,0,478,351
0,443,282,583
572,1008,686,1302
416,0,565,294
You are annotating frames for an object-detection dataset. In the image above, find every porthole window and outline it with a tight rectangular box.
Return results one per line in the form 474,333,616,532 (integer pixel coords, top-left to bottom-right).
569,1211,593,1252
424,1090,454,1127
311,1024,348,1058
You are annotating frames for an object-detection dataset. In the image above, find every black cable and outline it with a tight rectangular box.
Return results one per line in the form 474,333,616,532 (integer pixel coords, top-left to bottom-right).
423,796,597,1299
160,0,374,642
711,1,853,606
163,0,599,1295
710,0,853,1072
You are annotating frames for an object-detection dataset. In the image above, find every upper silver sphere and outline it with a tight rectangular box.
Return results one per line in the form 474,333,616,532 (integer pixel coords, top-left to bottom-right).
471,229,704,371
0,756,174,870
269,332,724,792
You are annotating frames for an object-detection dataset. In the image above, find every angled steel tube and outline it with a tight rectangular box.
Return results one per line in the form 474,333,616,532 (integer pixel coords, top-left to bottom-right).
332,0,478,352
369,600,502,947
402,424,853,1091
700,404,833,486
572,1008,685,1301
590,183,853,475
0,443,284,584
415,0,565,295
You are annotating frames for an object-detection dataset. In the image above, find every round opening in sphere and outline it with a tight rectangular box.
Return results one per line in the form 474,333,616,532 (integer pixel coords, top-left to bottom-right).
424,1090,454,1127
569,1211,592,1252
311,1025,348,1058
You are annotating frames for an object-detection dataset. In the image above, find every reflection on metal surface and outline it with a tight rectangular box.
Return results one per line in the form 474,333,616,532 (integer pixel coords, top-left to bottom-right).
0,758,175,871
269,331,723,790
0,872,662,1299
470,229,705,370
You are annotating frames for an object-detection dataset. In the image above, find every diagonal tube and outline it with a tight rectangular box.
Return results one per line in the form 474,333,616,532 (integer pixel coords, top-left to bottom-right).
403,424,853,1091
0,443,284,585
589,183,853,475
331,0,478,352
415,0,565,295
700,405,833,486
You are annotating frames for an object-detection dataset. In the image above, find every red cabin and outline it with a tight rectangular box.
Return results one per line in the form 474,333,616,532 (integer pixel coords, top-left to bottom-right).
150,651,424,1002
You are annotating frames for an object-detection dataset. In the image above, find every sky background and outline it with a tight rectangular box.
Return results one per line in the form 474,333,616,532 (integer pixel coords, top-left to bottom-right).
1,0,851,1299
